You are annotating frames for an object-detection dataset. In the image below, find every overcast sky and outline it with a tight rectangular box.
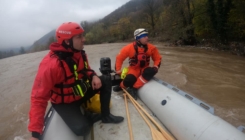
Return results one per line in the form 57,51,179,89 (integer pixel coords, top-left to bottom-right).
0,0,130,49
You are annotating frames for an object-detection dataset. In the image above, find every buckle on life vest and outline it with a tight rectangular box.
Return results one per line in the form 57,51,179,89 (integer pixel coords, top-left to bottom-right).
130,53,147,68
138,53,147,67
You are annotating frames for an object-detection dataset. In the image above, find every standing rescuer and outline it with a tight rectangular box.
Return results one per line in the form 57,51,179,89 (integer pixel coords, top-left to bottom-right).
28,22,124,140
113,28,162,99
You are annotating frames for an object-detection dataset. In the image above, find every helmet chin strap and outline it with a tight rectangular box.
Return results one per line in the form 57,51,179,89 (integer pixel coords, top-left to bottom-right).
62,39,79,52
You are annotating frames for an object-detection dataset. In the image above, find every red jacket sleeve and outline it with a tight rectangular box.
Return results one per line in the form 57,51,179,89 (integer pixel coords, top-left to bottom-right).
115,44,130,71
28,55,63,134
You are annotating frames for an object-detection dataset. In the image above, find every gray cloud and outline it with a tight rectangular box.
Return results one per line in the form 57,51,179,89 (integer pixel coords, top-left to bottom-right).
0,0,130,49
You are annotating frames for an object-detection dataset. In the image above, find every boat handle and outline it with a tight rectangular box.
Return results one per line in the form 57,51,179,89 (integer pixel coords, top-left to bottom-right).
237,126,245,132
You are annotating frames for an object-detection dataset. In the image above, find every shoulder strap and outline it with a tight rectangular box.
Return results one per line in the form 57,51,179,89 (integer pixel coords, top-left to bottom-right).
54,51,76,72
134,43,138,54
54,51,95,82
81,50,88,69
143,44,148,52
134,42,148,54
53,51,75,81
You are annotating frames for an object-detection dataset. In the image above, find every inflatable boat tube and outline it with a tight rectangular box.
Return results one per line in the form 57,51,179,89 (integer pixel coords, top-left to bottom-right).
138,78,245,140
40,107,90,140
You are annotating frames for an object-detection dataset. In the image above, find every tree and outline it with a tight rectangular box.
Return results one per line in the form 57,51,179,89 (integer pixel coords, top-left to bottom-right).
158,0,195,41
207,0,232,43
227,0,245,41
185,0,195,38
81,21,91,35
85,32,95,44
82,0,245,45
19,47,26,54
83,23,106,44
193,0,213,39
207,0,216,30
141,0,162,35
117,17,132,40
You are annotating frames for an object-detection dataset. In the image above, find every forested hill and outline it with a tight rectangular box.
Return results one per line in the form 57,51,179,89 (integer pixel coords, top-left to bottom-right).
7,0,244,59
83,0,245,54
101,0,142,24
28,30,56,52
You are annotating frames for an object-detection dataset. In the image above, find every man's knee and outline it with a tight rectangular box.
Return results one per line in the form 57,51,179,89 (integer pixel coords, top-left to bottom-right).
72,122,91,136
142,67,157,81
123,74,137,87
111,74,122,86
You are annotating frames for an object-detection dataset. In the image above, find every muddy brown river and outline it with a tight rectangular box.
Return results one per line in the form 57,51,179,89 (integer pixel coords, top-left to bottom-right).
0,43,244,140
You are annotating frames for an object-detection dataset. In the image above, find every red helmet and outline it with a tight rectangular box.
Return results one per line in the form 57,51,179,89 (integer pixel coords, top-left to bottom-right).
56,22,84,44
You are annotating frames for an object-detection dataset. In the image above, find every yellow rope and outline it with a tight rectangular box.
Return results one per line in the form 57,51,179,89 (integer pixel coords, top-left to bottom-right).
125,93,167,140
90,124,94,140
123,94,134,140
123,88,175,140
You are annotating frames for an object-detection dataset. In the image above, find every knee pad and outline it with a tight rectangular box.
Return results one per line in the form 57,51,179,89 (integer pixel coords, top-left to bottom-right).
111,74,122,86
142,67,156,81
123,74,137,87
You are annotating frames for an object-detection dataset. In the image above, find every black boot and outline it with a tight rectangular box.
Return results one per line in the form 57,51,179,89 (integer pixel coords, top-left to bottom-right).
113,85,122,92
102,113,124,123
127,87,138,100
90,113,102,123
84,111,102,124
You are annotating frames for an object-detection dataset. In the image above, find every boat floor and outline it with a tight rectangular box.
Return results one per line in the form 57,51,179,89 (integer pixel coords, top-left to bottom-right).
90,90,171,140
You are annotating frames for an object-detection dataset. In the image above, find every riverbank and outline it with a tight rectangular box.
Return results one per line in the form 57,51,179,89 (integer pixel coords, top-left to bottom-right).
165,39,245,57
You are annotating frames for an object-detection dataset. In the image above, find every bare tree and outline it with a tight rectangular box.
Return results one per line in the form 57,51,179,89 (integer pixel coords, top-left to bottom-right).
141,0,162,35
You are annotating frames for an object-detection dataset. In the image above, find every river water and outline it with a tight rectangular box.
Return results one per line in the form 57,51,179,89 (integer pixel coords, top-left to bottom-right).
0,43,244,140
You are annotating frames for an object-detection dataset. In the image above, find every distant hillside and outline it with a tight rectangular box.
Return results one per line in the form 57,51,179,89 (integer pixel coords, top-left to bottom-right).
83,0,245,54
0,47,27,53
102,0,142,24
82,0,166,44
27,0,145,51
27,0,245,56
29,29,56,52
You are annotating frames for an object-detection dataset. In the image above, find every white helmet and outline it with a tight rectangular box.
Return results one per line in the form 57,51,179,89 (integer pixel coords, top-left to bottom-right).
134,28,148,40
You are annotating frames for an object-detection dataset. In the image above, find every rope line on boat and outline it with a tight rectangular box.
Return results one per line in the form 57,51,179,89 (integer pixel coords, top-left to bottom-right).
123,88,175,140
90,124,94,140
124,94,134,140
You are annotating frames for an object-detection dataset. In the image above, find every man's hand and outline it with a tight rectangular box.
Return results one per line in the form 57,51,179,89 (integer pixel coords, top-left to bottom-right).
92,75,102,90
152,66,158,73
30,137,38,140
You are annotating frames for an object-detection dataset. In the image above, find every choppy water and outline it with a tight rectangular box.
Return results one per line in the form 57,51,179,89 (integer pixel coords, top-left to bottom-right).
156,46,245,129
0,43,244,140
